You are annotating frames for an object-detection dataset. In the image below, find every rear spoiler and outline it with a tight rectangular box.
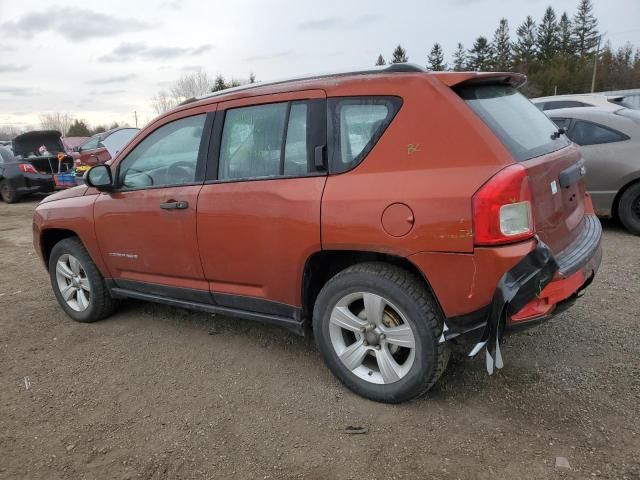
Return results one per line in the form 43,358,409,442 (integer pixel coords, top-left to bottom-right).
431,71,527,89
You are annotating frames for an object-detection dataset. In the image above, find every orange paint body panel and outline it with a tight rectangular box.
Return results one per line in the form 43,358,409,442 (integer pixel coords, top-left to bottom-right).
197,177,325,305
408,240,537,318
93,186,208,290
32,190,107,274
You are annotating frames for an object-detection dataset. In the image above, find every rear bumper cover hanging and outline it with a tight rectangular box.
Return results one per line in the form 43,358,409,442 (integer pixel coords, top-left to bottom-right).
440,237,560,373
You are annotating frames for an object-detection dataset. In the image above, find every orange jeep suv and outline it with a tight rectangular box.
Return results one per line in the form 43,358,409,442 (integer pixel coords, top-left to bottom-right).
33,65,602,403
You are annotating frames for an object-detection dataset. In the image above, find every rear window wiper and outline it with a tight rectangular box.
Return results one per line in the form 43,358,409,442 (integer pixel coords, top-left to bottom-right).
550,127,566,140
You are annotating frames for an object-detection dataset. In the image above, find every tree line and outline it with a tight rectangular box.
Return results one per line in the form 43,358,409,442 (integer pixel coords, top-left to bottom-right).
151,70,256,115
375,0,639,97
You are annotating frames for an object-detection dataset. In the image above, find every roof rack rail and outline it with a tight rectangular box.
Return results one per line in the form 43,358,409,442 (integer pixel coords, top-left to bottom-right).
182,63,428,104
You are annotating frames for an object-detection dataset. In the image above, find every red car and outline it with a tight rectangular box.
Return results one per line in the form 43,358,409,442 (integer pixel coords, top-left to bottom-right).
33,66,601,402
72,128,139,168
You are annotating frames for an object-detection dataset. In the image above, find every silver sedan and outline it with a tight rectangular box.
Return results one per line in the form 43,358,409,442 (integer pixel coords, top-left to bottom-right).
547,107,640,235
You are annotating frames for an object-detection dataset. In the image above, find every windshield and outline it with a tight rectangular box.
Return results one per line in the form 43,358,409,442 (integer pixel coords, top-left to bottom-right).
456,84,570,161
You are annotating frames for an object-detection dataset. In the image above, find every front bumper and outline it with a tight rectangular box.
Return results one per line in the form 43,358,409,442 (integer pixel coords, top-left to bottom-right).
442,214,603,345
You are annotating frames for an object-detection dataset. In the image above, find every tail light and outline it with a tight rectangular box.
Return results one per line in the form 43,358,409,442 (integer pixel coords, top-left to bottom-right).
18,163,39,174
472,164,534,245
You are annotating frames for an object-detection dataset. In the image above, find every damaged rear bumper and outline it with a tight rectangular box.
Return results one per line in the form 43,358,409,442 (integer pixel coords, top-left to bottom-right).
440,214,602,371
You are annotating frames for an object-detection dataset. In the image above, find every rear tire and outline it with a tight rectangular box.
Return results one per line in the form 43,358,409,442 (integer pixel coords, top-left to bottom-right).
49,237,116,322
312,262,449,403
618,182,640,235
0,180,18,203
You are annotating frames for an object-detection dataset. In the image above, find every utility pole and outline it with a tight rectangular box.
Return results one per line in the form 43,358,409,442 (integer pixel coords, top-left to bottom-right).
134,111,138,128
590,36,601,93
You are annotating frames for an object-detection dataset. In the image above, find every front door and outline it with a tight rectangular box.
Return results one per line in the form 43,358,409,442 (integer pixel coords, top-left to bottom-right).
197,91,327,313
94,113,212,293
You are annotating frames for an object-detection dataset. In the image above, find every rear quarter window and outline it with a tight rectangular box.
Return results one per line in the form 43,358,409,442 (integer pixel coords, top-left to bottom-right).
569,120,630,146
328,96,402,173
456,85,570,161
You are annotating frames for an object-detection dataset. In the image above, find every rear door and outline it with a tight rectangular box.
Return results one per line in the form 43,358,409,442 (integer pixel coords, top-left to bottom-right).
456,83,586,253
197,90,326,311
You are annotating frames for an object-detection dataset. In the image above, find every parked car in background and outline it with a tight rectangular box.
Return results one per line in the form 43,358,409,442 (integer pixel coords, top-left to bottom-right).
72,128,139,169
547,107,640,235
63,136,89,153
612,93,640,110
532,94,628,112
33,66,601,403
1,147,57,203
11,130,74,174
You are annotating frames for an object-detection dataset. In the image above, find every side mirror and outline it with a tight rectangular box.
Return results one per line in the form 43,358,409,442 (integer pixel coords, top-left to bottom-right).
73,146,80,152
85,164,114,192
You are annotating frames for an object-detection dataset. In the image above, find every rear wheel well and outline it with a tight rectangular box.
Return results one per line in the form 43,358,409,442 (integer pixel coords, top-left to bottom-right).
41,229,78,268
301,250,443,324
612,178,640,220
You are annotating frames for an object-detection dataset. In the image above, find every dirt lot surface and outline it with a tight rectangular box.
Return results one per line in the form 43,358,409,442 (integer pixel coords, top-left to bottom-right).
1,198,639,480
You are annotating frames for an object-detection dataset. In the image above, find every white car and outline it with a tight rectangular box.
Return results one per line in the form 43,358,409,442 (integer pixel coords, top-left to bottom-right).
532,94,625,112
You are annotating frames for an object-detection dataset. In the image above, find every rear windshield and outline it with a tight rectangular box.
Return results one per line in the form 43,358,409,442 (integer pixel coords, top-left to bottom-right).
456,84,570,161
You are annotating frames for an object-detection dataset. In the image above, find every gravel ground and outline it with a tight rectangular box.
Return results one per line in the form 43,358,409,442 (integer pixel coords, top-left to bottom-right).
1,198,639,480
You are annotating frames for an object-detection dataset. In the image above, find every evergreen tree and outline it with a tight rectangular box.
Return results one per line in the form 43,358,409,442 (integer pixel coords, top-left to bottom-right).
427,43,446,71
452,43,467,71
572,0,599,56
391,45,408,63
468,36,492,71
558,12,573,57
249,72,256,83
375,54,386,66
212,75,227,92
513,16,537,68
67,119,90,137
491,18,512,70
536,6,560,63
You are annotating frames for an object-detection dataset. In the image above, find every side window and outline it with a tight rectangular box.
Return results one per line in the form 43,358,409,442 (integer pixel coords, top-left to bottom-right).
542,100,589,110
569,120,629,146
80,136,100,151
218,101,316,180
118,114,205,189
328,97,402,174
551,118,571,130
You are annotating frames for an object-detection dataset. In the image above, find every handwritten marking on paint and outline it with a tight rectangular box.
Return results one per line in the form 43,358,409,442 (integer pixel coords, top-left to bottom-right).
407,143,421,155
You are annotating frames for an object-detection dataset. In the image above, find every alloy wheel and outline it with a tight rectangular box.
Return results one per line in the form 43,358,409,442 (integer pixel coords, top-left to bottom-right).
329,291,416,385
55,254,91,312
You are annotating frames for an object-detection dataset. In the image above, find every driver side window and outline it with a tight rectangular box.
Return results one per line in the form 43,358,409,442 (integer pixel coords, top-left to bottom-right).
118,114,206,189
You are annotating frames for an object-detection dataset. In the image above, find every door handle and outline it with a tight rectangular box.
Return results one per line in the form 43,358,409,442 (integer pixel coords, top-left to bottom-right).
160,200,189,210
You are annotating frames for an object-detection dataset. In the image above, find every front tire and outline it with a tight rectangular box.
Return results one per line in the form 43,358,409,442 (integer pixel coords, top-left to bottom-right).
313,262,449,403
618,182,640,235
0,179,18,203
49,237,116,322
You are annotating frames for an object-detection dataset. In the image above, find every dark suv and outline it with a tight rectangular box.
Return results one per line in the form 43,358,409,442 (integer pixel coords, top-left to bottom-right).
33,65,602,403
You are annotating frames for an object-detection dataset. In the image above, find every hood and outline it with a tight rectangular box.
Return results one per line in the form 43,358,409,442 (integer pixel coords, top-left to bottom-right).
12,130,65,158
39,185,89,204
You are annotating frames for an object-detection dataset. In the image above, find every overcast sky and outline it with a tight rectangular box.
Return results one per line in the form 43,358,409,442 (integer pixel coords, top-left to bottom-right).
1,0,639,130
